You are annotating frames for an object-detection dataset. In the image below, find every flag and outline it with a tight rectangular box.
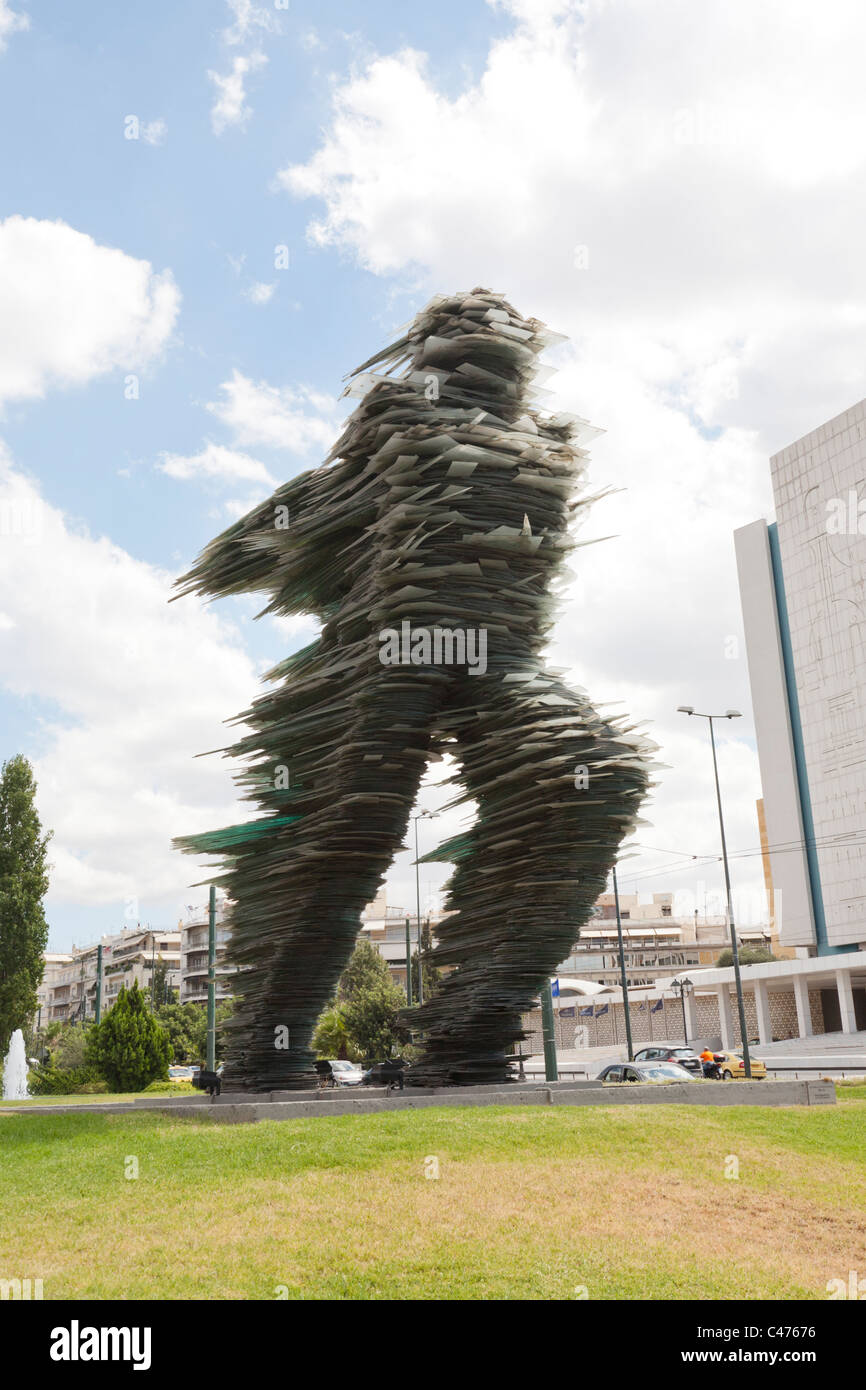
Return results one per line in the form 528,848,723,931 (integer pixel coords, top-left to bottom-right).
651,998,664,1013
579,1006,595,1018
551,978,560,997
596,1004,609,1017
560,1006,575,1019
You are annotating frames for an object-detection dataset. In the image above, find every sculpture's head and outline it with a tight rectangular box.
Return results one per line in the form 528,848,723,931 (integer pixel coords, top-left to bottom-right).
345,287,566,417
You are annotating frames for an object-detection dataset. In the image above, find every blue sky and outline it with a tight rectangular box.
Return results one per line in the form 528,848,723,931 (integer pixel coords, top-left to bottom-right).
1,0,863,951
0,1,505,576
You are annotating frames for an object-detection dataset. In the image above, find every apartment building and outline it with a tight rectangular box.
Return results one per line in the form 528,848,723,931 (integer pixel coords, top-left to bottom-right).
179,900,234,1005
555,891,786,990
36,953,72,1021
360,887,446,991
43,927,181,1023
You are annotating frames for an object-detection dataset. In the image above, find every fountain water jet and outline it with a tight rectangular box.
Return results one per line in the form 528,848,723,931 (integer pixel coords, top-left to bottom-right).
2,1028,30,1099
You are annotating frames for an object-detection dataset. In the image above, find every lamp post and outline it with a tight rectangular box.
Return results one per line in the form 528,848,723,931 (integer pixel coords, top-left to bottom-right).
412,810,438,1006
612,864,634,1062
672,975,693,1048
206,885,216,1073
677,706,752,1078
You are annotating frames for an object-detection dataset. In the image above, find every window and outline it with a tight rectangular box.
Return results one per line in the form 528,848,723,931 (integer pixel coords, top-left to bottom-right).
603,1066,622,1083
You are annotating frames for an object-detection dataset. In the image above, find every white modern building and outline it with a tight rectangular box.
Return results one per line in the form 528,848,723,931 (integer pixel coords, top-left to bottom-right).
735,397,866,964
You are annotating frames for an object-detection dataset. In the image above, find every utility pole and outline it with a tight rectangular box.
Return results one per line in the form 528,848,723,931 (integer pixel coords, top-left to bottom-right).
411,810,439,1007
405,917,413,1006
612,864,634,1061
207,886,216,1073
413,816,424,1006
677,707,752,1077
541,981,558,1081
95,943,103,1025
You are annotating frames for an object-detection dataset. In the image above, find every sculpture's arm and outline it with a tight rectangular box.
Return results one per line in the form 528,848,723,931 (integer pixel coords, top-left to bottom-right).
172,457,378,615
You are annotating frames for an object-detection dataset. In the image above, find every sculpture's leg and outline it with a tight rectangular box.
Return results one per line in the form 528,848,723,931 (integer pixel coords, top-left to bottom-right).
224,661,451,1091
407,676,648,1086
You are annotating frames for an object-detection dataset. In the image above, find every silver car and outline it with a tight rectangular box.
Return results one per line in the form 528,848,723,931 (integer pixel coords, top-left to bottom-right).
597,1061,700,1084
329,1060,365,1087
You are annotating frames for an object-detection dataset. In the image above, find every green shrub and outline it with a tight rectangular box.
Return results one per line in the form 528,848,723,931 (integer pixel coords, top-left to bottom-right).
141,1080,196,1095
85,982,171,1092
28,1064,105,1095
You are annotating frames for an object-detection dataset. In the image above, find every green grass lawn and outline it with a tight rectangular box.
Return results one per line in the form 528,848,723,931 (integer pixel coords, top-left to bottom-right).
0,1085,196,1106
2,1099,865,1300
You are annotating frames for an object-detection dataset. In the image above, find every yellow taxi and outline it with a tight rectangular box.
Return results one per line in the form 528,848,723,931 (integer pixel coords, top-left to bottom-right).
715,1050,767,1080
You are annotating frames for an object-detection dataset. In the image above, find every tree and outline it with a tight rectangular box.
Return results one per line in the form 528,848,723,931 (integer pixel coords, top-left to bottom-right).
338,937,394,1002
153,1002,199,1063
715,946,777,968
150,956,176,1008
312,1003,361,1062
311,939,409,1062
410,918,442,1002
0,755,52,1054
334,937,409,1059
342,978,409,1061
154,999,233,1063
86,981,171,1091
42,1021,90,1070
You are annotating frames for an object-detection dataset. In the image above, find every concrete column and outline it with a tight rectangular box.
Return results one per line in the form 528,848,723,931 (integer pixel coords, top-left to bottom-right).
753,979,772,1045
836,969,857,1035
793,975,813,1038
684,990,698,1045
716,986,733,1049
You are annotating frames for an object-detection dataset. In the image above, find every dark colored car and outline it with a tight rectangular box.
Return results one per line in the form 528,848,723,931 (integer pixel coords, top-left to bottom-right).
597,1061,699,1084
361,1058,407,1089
633,1044,702,1075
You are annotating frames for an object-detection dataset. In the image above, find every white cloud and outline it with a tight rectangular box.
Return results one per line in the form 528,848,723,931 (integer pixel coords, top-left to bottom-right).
141,118,167,146
269,614,322,641
277,0,866,911
158,441,277,487
205,369,342,453
208,50,267,134
0,0,28,53
0,453,258,910
223,493,270,519
245,280,276,305
0,216,179,406
222,0,278,46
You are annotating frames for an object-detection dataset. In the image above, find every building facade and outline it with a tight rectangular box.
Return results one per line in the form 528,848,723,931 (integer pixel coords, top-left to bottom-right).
735,398,866,955
555,890,785,990
179,901,234,1004
42,928,181,1023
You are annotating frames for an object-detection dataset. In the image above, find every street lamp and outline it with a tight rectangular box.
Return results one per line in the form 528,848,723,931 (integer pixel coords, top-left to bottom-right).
672,975,693,1047
677,706,752,1077
611,863,635,1061
412,809,439,1006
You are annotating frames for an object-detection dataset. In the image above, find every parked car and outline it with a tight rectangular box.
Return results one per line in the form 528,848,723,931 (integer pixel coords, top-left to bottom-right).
597,1061,700,1084
329,1060,364,1087
361,1058,407,1089
713,1050,767,1080
633,1044,702,1076
168,1065,196,1082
